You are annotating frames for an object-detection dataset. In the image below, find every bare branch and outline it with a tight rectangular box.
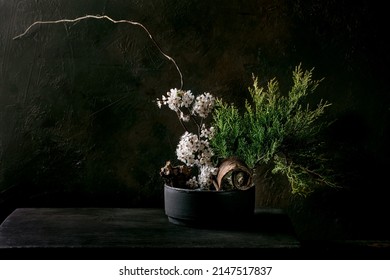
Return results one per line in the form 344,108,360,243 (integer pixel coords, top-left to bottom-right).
13,14,183,89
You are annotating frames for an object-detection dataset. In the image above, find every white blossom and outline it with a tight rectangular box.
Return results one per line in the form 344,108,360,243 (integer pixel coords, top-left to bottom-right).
157,88,195,112
198,165,218,188
181,90,195,108
200,124,215,139
192,92,215,118
157,89,219,189
186,176,199,188
176,132,200,166
179,111,190,122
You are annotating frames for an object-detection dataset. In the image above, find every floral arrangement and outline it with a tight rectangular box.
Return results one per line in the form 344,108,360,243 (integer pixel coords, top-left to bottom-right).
157,65,339,196
156,89,219,190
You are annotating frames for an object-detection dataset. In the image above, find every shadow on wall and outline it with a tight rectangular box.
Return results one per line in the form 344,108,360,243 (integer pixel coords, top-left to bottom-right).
255,110,390,241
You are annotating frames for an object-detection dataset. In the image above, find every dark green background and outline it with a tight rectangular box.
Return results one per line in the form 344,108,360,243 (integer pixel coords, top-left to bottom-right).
0,0,389,241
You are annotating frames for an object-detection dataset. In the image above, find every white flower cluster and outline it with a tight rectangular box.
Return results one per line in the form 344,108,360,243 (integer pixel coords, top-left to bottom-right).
157,88,216,123
157,88,218,189
176,129,218,188
192,92,215,118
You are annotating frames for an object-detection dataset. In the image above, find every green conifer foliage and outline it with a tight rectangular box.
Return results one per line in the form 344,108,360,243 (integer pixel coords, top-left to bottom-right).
210,64,338,196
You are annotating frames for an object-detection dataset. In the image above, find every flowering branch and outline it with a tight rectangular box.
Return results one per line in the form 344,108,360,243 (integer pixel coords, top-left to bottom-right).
175,110,189,132
13,14,183,89
157,88,218,189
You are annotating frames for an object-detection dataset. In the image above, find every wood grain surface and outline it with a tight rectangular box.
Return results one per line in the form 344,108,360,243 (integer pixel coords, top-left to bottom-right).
0,208,299,249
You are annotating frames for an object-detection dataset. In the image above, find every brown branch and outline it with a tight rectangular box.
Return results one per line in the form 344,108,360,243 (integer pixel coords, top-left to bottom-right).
175,110,189,132
13,14,183,89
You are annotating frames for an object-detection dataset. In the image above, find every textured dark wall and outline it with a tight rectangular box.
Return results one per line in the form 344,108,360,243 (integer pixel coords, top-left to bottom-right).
0,0,389,240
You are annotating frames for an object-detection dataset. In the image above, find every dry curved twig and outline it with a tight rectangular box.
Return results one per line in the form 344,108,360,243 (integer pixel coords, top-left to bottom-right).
13,14,183,89
215,157,253,191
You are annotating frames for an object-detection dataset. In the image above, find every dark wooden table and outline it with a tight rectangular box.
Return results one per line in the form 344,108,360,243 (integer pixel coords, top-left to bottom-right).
0,207,301,259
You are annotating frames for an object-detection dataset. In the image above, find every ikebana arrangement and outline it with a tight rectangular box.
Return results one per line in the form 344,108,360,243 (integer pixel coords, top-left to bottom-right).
157,64,338,196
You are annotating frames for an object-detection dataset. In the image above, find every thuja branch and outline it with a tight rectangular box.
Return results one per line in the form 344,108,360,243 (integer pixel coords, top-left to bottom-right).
297,165,339,188
13,14,183,89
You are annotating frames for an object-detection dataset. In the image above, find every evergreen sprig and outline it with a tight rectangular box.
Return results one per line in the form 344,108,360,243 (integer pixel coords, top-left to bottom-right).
210,64,337,196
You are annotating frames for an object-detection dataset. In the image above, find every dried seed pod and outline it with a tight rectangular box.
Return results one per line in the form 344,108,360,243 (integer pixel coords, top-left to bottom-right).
160,161,192,188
